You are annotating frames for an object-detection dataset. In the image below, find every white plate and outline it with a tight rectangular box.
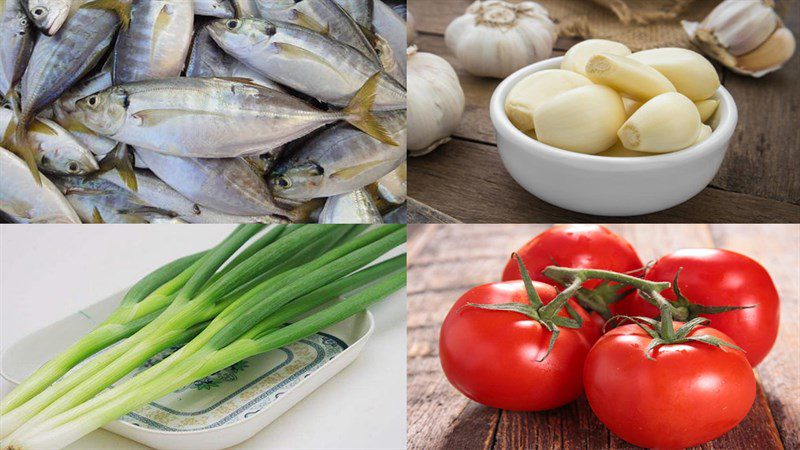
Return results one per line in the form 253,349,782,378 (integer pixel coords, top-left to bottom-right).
1,291,374,450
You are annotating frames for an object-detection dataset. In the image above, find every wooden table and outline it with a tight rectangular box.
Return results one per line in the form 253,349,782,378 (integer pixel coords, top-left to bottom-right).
407,0,800,223
407,224,799,449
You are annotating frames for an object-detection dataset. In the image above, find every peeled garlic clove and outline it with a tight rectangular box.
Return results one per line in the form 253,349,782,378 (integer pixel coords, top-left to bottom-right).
618,93,702,153
597,141,652,158
695,99,720,122
736,27,796,77
504,69,593,131
628,48,720,101
622,97,642,118
407,46,465,156
561,39,631,76
534,85,626,154
585,53,676,102
693,124,713,145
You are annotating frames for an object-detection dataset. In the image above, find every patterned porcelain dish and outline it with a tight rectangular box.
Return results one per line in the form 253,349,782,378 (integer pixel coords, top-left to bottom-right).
1,290,375,450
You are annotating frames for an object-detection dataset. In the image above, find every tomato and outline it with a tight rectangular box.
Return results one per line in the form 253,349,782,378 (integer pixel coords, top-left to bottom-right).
501,224,643,290
610,249,780,366
439,280,597,411
584,322,756,449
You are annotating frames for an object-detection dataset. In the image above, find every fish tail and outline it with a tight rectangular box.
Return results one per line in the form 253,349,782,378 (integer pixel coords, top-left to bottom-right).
343,72,398,146
8,105,43,185
97,142,138,192
82,0,132,30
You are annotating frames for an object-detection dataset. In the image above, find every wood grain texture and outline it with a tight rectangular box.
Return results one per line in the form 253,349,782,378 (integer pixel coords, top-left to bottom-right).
407,224,798,450
406,0,800,223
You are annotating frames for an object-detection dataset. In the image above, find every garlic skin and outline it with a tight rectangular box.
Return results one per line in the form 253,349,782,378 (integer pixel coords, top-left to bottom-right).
504,69,593,131
408,11,418,44
561,39,632,76
695,99,720,122
534,85,626,154
585,53,676,102
618,92,702,153
445,1,557,78
682,0,796,77
629,48,720,101
407,46,465,156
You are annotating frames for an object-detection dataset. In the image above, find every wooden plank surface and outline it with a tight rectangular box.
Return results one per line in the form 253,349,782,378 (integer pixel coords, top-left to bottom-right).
406,224,799,450
407,0,800,223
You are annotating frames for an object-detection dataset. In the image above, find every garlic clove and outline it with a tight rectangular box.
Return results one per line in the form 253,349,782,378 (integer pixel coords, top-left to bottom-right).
504,69,593,131
735,27,796,77
585,53,676,102
693,124,713,145
628,48,720,101
533,85,626,154
695,99,720,123
597,141,652,158
618,92,702,153
622,97,642,118
697,0,779,56
561,39,631,76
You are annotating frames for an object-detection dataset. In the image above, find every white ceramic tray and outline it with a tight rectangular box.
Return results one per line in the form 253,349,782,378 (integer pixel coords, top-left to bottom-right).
1,291,374,450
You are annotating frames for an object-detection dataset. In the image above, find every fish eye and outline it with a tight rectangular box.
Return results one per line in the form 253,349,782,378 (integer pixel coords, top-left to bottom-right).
41,156,50,166
68,162,79,173
32,7,47,17
277,176,292,189
226,20,238,29
87,95,98,107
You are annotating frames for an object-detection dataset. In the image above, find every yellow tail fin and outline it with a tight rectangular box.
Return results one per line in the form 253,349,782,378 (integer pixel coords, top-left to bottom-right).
82,0,131,30
97,142,138,191
7,101,43,185
343,72,398,146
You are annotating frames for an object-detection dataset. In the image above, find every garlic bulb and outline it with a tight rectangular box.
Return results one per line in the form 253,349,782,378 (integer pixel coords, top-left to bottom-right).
407,11,417,44
561,39,631,76
682,0,796,77
504,69,593,131
618,93,702,153
628,48,720,101
407,46,465,156
445,0,557,78
534,85,626,154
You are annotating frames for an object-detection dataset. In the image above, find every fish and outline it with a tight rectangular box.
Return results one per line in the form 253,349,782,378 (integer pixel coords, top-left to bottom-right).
194,0,233,18
81,0,133,30
270,110,405,200
376,160,405,204
112,0,194,84
17,5,118,180
0,146,81,223
207,18,406,110
0,106,99,174
230,0,258,18
58,170,291,223
374,33,405,86
255,0,379,63
69,75,396,159
228,61,285,91
185,23,235,77
319,188,383,224
333,0,372,31
372,0,405,78
134,148,289,217
0,0,35,97
26,0,72,36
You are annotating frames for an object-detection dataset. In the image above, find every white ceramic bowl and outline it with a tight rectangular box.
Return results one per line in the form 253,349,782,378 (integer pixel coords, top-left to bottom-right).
489,56,738,216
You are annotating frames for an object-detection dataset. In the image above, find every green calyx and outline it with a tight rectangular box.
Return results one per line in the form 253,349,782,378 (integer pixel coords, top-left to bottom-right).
654,270,755,321
466,253,584,362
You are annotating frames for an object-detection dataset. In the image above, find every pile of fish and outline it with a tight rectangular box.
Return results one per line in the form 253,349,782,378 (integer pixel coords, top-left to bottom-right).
0,0,408,224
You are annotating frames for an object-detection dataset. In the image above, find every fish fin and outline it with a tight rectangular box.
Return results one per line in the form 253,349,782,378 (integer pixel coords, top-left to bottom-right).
291,10,329,35
130,109,227,127
343,72,398,146
11,115,43,185
82,0,132,30
151,4,172,61
29,119,59,137
330,159,394,181
0,200,33,221
271,42,347,81
98,142,138,192
61,116,96,135
92,207,106,223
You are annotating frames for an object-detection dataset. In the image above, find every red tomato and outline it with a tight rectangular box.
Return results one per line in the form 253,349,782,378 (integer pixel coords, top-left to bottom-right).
501,224,643,290
584,322,756,449
439,280,596,411
610,249,780,366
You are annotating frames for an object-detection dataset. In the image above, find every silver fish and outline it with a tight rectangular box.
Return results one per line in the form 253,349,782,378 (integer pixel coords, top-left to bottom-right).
112,0,194,84
270,110,405,200
231,0,257,18
70,76,396,158
134,148,288,217
0,0,34,97
0,146,81,223
376,160,405,204
372,0,405,78
0,107,98,174
185,24,234,77
319,188,383,224
255,0,378,62
207,18,405,110
333,0,372,31
194,0,233,18
26,0,72,36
